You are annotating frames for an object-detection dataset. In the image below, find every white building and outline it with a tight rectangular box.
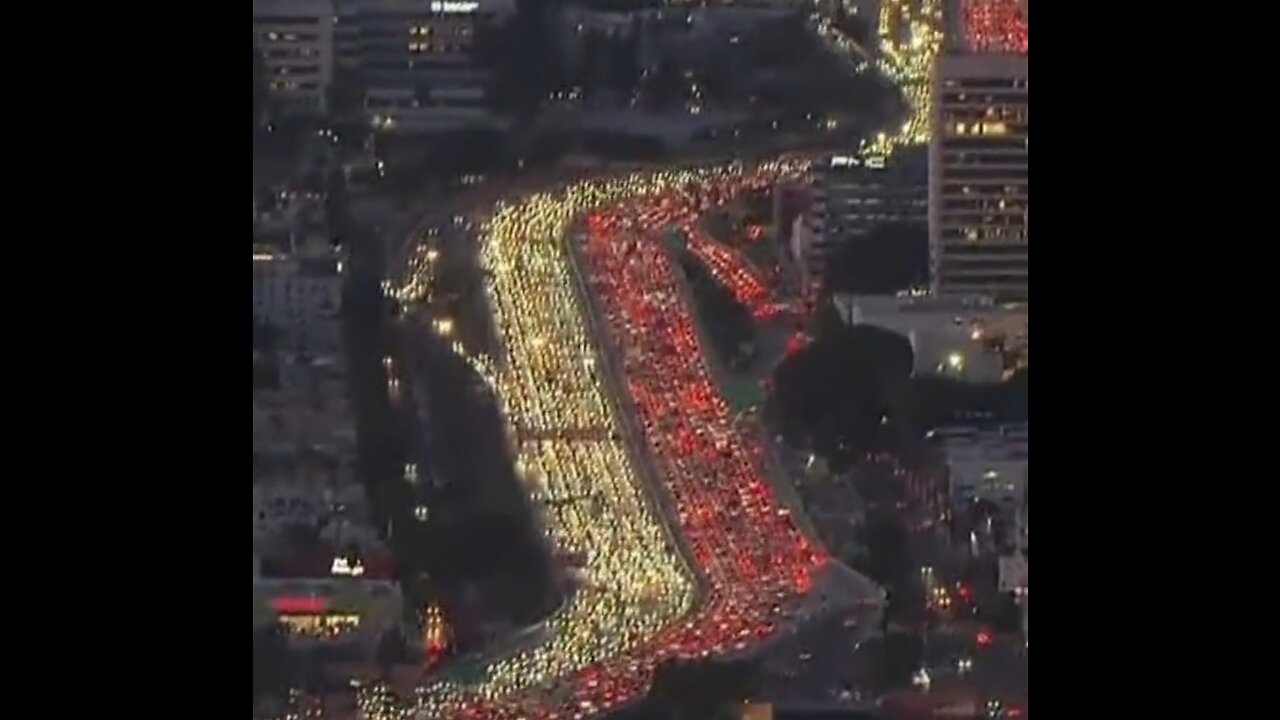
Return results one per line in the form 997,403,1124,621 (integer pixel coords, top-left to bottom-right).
1000,502,1029,645
937,423,1028,509
253,0,336,116
831,292,1026,382
929,48,1029,301
252,246,345,354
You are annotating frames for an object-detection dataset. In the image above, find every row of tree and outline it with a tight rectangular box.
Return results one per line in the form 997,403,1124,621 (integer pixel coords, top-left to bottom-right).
677,250,757,371
409,327,560,631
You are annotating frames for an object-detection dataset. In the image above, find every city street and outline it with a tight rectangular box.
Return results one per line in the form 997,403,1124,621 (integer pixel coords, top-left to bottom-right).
861,458,1029,708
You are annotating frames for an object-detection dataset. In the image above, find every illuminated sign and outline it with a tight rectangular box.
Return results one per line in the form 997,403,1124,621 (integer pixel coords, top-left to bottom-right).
273,596,327,614
430,1,478,12
331,557,366,577
830,155,887,170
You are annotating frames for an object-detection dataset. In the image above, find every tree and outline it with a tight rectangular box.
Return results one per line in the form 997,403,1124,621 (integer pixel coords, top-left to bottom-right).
606,31,641,90
825,222,929,295
641,60,685,111
862,509,912,586
645,658,758,720
377,628,408,670
412,330,560,627
770,323,913,462
881,631,924,690
252,626,295,703
678,252,756,370
835,5,874,44
577,30,608,89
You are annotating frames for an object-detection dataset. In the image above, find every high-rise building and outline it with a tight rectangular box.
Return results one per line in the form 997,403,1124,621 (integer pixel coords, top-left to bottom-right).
332,0,514,131
797,148,928,291
250,0,514,129
253,0,337,116
928,1,1028,300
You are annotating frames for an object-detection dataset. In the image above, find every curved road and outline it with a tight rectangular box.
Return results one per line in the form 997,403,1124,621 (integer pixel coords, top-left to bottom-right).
379,161,885,720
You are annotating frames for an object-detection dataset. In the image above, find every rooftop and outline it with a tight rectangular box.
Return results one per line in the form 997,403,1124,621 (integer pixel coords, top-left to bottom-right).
834,292,1027,315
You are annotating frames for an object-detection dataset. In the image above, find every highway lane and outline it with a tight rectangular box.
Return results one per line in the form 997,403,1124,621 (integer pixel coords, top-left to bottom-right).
360,162,876,720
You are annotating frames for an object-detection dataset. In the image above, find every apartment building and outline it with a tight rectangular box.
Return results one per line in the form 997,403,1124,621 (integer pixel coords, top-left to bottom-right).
252,245,345,354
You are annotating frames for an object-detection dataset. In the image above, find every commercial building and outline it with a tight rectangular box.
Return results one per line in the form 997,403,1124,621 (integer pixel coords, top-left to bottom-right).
831,292,1026,382
252,574,405,650
333,0,514,132
928,3,1028,301
253,0,336,116
794,149,927,293
249,0,515,129
252,351,400,653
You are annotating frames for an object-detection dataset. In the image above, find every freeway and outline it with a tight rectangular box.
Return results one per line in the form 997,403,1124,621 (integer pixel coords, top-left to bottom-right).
808,0,944,159
368,161,883,720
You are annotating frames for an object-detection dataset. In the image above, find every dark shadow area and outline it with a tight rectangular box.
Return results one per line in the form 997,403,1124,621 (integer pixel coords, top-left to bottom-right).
677,248,758,371
824,222,929,296
768,318,1028,469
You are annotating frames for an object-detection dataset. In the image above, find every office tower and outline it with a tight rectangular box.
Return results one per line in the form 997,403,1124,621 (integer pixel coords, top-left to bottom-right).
332,0,515,131
253,0,337,116
928,1,1028,300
